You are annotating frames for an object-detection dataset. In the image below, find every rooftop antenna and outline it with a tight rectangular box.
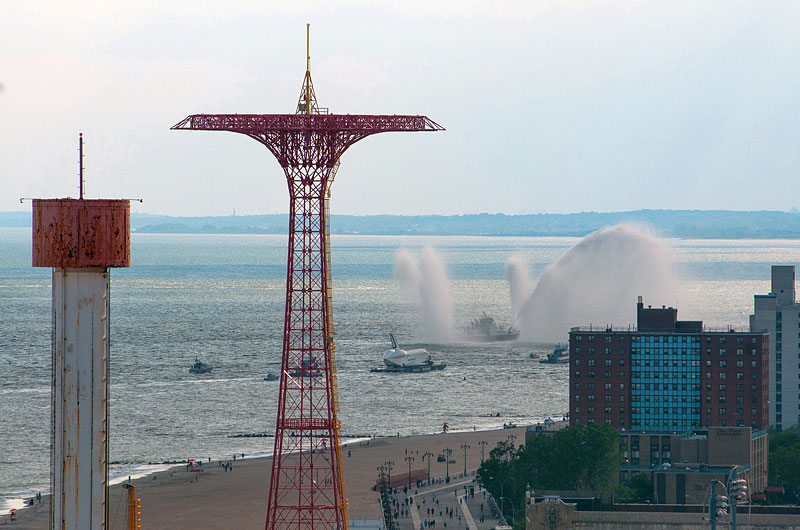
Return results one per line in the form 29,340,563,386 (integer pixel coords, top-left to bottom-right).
79,133,84,199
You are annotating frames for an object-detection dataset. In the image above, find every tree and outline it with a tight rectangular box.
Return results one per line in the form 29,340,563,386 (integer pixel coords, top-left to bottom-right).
477,424,619,527
769,427,800,503
620,472,652,503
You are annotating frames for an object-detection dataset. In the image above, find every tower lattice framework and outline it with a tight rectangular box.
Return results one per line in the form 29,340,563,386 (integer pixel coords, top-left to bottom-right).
172,31,442,530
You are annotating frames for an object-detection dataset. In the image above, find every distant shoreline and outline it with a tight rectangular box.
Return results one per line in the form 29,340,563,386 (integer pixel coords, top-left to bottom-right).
5,209,800,239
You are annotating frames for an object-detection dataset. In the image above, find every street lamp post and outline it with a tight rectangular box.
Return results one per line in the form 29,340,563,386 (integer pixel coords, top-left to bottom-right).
443,447,453,482
385,461,395,489
405,456,415,489
461,443,470,476
422,451,434,484
727,465,749,530
499,497,516,526
478,440,488,463
490,476,512,523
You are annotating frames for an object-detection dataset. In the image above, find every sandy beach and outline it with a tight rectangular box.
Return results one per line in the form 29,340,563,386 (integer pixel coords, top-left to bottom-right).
8,425,538,529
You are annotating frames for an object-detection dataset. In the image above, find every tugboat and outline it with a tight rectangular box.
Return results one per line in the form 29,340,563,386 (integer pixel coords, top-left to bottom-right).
288,357,323,378
189,358,212,374
539,344,569,364
461,313,519,342
370,334,446,373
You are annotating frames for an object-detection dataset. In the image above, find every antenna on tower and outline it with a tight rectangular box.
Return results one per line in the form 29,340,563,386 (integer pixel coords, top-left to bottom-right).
297,23,323,115
79,133,84,200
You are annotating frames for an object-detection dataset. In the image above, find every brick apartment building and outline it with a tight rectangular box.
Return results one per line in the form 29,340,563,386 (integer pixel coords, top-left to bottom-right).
569,298,769,431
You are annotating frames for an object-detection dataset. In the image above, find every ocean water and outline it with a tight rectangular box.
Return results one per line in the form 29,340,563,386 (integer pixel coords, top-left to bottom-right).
1,228,798,509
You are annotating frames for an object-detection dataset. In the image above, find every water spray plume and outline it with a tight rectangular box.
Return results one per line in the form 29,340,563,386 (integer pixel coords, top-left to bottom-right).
505,255,534,320
511,224,676,343
394,248,455,342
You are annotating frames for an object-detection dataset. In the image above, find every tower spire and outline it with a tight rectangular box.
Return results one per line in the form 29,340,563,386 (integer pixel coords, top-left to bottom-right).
297,23,321,114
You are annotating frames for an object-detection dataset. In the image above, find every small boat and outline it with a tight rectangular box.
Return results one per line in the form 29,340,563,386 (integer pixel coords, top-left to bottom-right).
264,372,279,382
539,344,569,364
461,313,519,342
529,353,541,359
189,358,212,374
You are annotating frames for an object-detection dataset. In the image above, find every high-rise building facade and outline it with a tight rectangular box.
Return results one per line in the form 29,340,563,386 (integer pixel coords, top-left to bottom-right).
569,298,769,430
750,265,799,430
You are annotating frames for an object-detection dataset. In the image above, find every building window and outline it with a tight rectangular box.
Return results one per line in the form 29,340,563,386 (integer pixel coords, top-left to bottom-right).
605,383,612,390
620,395,625,402
605,359,612,366
574,371,581,378
588,359,595,366
575,383,581,390
605,371,612,378
575,359,581,366
719,372,726,379
719,408,726,415
588,371,595,378
737,408,744,416
575,395,581,402
719,384,726,391
588,383,595,390
737,372,744,380
736,396,744,403
720,360,727,367
605,395,612,402
588,394,595,402
576,335,582,342
719,396,727,403
620,359,625,366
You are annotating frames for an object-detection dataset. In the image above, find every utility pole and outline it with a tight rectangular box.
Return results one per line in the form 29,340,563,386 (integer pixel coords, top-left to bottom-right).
478,440,488,463
405,456,415,489
422,451,434,484
461,443,471,475
385,461,395,488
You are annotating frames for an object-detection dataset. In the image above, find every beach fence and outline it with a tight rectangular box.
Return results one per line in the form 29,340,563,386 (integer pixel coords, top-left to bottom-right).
375,469,429,490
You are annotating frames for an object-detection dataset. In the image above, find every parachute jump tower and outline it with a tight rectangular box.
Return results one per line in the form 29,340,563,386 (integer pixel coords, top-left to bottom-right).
171,26,443,530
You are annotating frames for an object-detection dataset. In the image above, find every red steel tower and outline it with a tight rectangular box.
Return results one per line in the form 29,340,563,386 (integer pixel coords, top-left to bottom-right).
172,26,442,530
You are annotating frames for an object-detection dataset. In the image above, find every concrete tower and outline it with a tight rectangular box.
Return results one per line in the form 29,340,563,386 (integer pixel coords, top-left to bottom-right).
32,197,130,529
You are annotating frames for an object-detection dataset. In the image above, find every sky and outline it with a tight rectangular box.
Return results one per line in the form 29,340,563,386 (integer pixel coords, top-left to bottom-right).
1,1,799,217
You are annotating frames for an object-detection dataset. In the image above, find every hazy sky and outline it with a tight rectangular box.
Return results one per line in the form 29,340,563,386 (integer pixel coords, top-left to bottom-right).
2,1,799,216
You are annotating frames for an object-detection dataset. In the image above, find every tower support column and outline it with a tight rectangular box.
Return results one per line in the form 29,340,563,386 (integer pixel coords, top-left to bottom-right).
51,268,110,529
